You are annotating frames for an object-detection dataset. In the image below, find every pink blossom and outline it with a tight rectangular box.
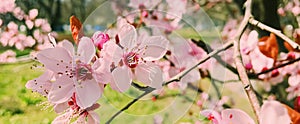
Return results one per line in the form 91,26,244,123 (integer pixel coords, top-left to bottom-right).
24,36,36,47
41,23,51,32
101,23,168,92
25,20,34,29
12,7,25,20
33,29,41,40
29,9,38,20
7,21,18,33
35,37,105,109
0,50,16,63
277,7,286,16
292,6,300,16
0,0,16,14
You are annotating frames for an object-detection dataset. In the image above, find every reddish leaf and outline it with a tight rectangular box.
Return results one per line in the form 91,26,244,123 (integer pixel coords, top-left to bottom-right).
284,42,295,52
284,33,300,52
283,104,300,123
258,33,279,62
70,15,83,44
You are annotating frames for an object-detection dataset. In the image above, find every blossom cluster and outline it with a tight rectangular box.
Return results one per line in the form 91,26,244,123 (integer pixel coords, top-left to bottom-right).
0,0,54,63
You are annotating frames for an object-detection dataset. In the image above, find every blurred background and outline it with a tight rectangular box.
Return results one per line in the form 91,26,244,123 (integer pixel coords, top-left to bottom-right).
0,0,299,123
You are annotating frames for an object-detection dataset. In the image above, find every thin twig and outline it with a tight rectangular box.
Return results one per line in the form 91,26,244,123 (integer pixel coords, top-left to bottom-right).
232,0,260,122
191,39,238,75
207,71,221,99
187,83,203,93
105,88,154,124
248,17,300,50
246,57,300,79
163,41,233,86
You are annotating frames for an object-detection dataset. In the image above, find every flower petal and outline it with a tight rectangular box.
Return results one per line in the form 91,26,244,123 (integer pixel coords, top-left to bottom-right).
75,79,102,109
48,76,74,104
77,37,96,63
26,70,53,96
140,36,169,61
37,47,72,72
61,40,74,55
221,109,255,124
118,23,137,50
53,102,69,114
87,111,100,124
260,100,291,124
135,62,164,89
111,66,132,92
52,110,72,124
200,109,222,124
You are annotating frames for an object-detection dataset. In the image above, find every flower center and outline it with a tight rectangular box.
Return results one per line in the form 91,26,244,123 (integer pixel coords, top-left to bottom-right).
75,62,93,82
124,52,139,68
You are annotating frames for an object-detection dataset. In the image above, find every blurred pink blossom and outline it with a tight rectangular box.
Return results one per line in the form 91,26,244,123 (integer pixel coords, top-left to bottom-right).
29,9,38,20
25,20,34,29
12,7,25,20
0,0,16,14
0,50,16,63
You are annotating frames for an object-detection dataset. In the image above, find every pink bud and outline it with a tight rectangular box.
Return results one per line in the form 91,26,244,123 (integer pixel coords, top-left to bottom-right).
287,52,296,60
196,100,202,107
141,10,148,18
92,31,110,50
245,63,253,70
261,67,268,72
271,69,279,77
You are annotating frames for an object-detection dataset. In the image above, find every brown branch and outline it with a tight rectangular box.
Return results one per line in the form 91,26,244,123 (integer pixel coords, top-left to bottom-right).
105,87,154,124
232,0,260,122
256,57,300,76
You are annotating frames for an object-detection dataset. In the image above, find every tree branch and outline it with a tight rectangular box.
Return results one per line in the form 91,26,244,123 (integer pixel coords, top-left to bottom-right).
163,41,234,86
105,88,154,124
232,0,260,122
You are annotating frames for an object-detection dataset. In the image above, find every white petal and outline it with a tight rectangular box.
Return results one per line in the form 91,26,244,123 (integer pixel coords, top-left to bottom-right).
37,47,72,72
135,63,163,89
221,109,255,124
77,37,96,63
87,111,100,124
260,100,291,124
61,40,74,55
140,36,169,61
111,66,132,92
53,102,69,114
48,76,74,104
118,23,137,50
75,79,102,109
